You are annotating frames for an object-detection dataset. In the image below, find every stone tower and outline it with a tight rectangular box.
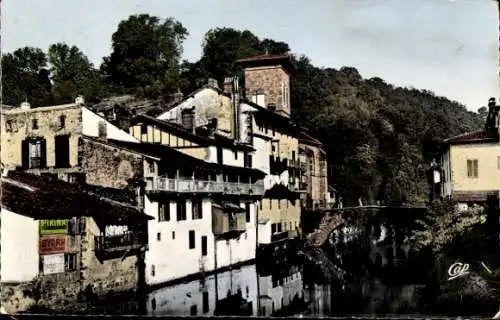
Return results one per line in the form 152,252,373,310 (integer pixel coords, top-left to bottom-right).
235,54,296,118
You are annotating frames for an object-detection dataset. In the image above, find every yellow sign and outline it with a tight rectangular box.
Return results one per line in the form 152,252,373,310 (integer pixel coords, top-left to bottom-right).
39,219,68,235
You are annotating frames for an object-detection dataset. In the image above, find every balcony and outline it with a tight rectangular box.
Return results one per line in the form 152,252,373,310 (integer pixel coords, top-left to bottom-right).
94,231,147,254
146,177,265,196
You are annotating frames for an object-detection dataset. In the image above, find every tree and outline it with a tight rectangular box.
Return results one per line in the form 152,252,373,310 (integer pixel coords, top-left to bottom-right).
101,14,188,97
48,43,104,104
1,47,53,107
198,28,290,84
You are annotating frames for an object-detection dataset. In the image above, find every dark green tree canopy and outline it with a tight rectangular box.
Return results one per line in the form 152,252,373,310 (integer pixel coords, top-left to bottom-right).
101,14,188,97
48,43,103,103
2,47,53,107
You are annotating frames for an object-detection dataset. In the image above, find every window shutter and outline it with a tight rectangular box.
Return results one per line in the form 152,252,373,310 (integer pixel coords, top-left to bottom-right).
467,160,472,177
40,139,47,168
473,160,478,178
21,140,29,169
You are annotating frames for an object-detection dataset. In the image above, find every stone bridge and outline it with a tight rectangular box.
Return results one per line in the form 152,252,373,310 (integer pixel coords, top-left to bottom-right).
303,205,428,248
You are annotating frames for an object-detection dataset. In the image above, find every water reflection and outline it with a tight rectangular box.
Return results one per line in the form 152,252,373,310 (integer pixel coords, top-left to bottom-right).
146,261,306,317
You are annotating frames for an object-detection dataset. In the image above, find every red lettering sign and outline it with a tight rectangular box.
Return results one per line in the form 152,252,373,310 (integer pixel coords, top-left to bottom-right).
39,235,67,255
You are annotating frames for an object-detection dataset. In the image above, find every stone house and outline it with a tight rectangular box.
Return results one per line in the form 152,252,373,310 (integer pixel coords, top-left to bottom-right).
0,170,152,313
0,97,138,184
124,116,266,285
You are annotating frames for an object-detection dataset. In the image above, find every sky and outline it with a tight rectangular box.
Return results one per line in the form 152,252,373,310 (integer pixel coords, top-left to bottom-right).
2,0,499,111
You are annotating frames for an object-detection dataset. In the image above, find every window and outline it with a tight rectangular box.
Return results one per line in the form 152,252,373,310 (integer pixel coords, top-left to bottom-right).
271,223,277,234
141,124,148,135
177,201,187,221
159,202,170,221
278,200,281,209
245,203,251,223
98,121,107,138
64,253,77,271
68,173,86,185
32,119,38,129
190,305,197,316
192,200,203,220
146,160,155,174
6,120,13,132
234,151,238,160
217,147,223,164
201,236,208,256
244,153,253,168
68,217,85,235
60,115,66,128
157,232,161,241
172,231,175,239
189,230,195,249
259,201,263,211
151,265,155,277
202,292,209,313
466,159,478,178
22,139,46,169
277,223,282,233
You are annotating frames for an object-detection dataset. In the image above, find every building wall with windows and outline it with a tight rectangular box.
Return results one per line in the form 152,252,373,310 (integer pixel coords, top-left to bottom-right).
0,102,138,182
144,196,216,285
447,143,500,193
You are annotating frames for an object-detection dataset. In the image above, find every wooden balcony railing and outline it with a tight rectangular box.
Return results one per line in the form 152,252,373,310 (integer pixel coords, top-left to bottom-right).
146,177,265,196
94,231,147,253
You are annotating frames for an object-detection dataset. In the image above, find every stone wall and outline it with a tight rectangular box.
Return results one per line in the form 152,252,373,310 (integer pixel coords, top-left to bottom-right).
79,137,145,189
244,66,290,117
0,105,83,168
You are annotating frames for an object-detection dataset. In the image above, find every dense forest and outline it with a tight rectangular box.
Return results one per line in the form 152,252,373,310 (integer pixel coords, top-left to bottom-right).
1,14,486,206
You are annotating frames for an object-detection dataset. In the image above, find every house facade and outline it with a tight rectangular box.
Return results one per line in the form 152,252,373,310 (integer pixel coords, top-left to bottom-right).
0,97,138,184
438,97,500,209
126,116,265,285
0,171,151,313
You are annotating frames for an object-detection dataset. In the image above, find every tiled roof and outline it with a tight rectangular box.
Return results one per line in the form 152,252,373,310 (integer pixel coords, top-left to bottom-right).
444,130,499,144
452,190,500,202
264,183,301,201
235,54,291,63
106,139,266,178
131,114,254,151
299,131,323,147
234,54,296,73
1,171,152,225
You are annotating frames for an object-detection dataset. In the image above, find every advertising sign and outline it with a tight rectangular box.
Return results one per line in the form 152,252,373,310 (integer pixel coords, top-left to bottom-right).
39,235,67,255
39,219,68,235
42,253,65,275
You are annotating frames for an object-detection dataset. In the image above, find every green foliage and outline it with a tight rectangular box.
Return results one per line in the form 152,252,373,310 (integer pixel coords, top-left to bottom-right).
410,200,486,254
48,43,104,103
290,62,483,205
1,47,53,107
101,14,188,97
196,28,290,84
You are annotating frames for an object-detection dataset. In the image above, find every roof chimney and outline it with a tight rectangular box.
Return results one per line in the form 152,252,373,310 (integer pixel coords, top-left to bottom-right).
75,95,85,105
20,101,31,110
207,78,219,90
181,106,196,134
485,97,500,131
223,77,233,95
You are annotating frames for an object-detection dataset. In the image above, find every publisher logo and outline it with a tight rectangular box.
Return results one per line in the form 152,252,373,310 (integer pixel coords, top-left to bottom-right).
447,262,470,281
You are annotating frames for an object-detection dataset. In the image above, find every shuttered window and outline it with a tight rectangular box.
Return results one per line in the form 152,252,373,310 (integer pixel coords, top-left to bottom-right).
466,159,478,178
